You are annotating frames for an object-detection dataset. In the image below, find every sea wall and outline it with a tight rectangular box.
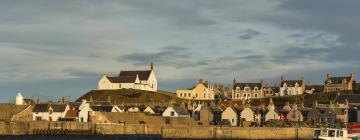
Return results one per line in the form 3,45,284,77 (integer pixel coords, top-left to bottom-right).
0,121,314,139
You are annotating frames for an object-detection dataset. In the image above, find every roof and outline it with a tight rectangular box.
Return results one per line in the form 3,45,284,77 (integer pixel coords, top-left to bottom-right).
172,106,190,116
306,85,324,92
326,76,352,84
281,80,303,87
68,102,81,109
90,106,114,112
119,70,151,81
233,83,262,90
0,104,30,121
336,94,360,104
64,110,78,118
33,104,67,112
107,76,137,83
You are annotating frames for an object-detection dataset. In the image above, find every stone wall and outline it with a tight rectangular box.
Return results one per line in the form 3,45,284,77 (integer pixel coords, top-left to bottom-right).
0,121,314,139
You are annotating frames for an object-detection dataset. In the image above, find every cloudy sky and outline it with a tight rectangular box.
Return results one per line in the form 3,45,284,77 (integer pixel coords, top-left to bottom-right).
1,0,360,102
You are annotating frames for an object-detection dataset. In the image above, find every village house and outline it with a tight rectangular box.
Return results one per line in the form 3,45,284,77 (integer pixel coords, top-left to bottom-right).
176,79,218,100
33,103,69,121
265,98,279,121
143,106,156,114
286,104,303,122
199,103,222,125
240,104,261,126
279,76,305,96
263,85,279,97
162,106,190,117
324,73,356,93
232,79,264,100
306,101,324,125
98,63,157,92
222,107,238,126
78,100,121,122
192,103,202,121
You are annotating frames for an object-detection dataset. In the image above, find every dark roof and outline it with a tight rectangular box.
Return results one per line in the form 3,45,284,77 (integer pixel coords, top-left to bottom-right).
51,104,67,112
68,102,81,110
64,110,78,118
233,83,262,90
33,104,49,112
281,80,302,87
90,106,114,112
306,85,324,92
172,106,190,116
90,101,113,106
107,76,137,83
336,94,360,104
326,76,352,84
33,104,67,112
119,70,151,81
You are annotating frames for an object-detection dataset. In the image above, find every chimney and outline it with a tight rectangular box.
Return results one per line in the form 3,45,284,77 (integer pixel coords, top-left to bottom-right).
326,73,330,79
205,81,209,86
233,78,236,85
198,79,203,84
150,62,154,70
281,75,284,81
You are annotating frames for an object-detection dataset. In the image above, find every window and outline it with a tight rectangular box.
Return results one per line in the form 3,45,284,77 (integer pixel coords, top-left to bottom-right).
255,94,258,97
36,117,42,121
195,93,198,98
254,87,258,91
188,93,191,97
170,111,175,116
49,109,53,115
232,119,234,123
236,94,240,98
180,93,182,97
245,87,250,91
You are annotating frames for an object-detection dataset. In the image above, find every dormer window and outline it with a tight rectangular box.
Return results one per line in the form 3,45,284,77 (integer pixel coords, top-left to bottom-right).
254,87,258,91
236,87,240,91
49,109,53,115
343,79,347,84
244,87,250,92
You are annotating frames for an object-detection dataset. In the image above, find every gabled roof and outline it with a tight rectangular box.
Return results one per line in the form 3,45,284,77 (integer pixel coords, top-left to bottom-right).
51,104,67,112
172,106,190,116
119,70,151,81
336,95,360,104
33,104,49,112
64,110,78,118
33,104,67,112
281,80,302,87
326,76,352,84
0,104,31,121
106,76,137,83
233,83,262,90
90,105,113,112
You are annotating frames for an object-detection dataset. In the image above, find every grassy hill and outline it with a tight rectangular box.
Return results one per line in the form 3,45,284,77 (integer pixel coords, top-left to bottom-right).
76,89,183,105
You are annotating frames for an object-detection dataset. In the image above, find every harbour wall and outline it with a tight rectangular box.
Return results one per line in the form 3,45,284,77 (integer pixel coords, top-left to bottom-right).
0,121,314,139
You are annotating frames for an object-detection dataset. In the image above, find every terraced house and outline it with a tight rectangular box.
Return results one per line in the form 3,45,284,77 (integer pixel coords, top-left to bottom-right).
279,76,305,96
324,73,356,93
232,79,263,100
176,79,219,100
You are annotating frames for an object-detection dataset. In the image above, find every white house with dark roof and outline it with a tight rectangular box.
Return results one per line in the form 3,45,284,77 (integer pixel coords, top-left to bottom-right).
33,103,69,121
279,75,305,96
232,79,264,100
162,106,190,117
98,63,157,92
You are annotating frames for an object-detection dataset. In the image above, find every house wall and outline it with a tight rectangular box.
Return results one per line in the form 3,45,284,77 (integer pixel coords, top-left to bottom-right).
79,104,91,122
240,108,254,122
162,107,179,117
221,108,238,126
279,85,303,96
176,83,215,100
232,88,263,100
12,106,33,121
265,111,279,121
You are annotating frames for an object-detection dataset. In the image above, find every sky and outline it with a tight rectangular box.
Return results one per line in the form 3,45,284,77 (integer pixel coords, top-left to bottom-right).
1,0,360,102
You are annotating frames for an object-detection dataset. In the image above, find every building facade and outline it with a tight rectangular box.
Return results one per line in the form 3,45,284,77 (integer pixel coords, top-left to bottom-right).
176,79,218,100
232,79,263,100
324,73,356,93
279,76,305,96
98,63,157,92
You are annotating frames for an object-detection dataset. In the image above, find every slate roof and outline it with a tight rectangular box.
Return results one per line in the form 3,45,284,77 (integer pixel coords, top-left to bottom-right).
64,110,78,118
233,83,262,90
306,85,324,92
68,102,81,110
90,106,114,112
119,70,151,81
33,104,67,112
326,76,352,84
107,76,137,83
172,106,190,116
281,80,303,87
335,95,360,104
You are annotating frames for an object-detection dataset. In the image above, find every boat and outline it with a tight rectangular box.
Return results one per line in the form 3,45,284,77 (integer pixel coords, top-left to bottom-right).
313,128,352,140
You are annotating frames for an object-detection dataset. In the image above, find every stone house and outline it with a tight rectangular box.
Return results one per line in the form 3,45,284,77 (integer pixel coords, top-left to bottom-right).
199,103,222,125
78,100,121,122
286,104,303,122
33,103,69,121
279,76,305,96
0,104,32,121
324,73,356,93
176,79,218,100
222,107,238,126
263,86,279,97
98,63,157,92
162,106,190,117
265,98,279,121
240,105,256,122
143,106,155,114
232,79,264,100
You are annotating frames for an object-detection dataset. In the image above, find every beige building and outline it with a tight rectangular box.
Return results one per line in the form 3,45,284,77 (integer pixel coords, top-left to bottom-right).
98,63,157,92
279,76,305,96
265,98,279,121
221,107,238,126
324,73,356,93
232,79,264,100
176,79,218,100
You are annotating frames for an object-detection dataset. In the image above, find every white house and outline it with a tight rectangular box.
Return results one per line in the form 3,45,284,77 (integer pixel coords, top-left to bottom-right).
222,107,238,126
279,76,305,96
240,106,255,122
162,106,190,117
16,92,24,105
33,103,69,121
265,98,279,121
98,63,157,92
78,100,121,122
128,106,140,113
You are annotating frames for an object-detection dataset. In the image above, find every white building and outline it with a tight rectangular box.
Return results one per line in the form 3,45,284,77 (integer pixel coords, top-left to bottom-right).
33,103,69,121
279,76,305,96
98,63,157,92
162,106,190,117
78,100,121,122
16,92,24,105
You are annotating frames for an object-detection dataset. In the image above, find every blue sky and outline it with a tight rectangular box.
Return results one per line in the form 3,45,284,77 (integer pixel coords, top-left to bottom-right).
1,0,360,102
